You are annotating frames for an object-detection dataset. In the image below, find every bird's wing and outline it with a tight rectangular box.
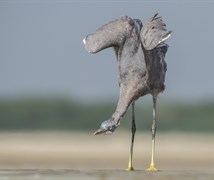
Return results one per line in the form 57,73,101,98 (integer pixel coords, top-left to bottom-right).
141,13,172,50
83,16,135,54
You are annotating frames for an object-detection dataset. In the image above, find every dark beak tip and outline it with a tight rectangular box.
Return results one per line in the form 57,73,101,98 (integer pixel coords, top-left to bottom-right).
93,129,104,135
93,131,99,135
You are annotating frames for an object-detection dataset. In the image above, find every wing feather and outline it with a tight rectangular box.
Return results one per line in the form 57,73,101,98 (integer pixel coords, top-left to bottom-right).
141,13,171,50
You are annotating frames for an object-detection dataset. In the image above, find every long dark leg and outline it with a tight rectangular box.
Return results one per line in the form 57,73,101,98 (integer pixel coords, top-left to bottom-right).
126,102,136,171
147,95,158,171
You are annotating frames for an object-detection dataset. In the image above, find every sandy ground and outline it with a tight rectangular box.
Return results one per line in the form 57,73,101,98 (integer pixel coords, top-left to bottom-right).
0,169,214,180
0,131,213,179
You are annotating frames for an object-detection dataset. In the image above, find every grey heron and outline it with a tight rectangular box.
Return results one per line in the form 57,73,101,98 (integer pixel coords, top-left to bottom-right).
83,13,171,171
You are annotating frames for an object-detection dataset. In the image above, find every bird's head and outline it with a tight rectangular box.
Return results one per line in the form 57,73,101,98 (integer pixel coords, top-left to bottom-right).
94,119,118,135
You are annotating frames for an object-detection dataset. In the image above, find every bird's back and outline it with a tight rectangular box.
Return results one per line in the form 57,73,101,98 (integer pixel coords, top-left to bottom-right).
118,40,168,101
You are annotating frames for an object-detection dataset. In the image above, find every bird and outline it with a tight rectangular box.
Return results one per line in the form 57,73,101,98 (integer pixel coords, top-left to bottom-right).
83,13,171,171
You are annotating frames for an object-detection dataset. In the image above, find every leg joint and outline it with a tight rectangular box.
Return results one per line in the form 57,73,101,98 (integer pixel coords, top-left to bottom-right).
132,122,136,133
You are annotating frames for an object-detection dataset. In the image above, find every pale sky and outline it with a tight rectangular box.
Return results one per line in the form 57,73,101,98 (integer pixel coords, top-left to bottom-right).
1,0,214,102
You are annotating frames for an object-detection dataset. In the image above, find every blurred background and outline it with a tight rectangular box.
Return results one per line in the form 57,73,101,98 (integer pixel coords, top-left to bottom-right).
0,0,214,170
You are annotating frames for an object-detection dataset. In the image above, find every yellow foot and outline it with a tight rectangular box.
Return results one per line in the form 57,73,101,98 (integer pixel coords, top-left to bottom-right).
146,165,158,172
125,166,134,171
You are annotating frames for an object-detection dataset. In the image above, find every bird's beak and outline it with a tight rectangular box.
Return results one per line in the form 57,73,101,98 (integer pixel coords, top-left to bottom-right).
94,128,105,135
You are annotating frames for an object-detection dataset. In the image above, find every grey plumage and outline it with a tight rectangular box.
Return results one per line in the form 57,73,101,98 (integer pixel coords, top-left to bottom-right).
141,13,171,50
83,13,171,134
83,13,171,170
83,16,134,54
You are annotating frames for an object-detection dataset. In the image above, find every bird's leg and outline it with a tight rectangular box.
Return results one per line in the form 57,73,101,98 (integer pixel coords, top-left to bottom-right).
147,95,158,171
126,102,136,171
